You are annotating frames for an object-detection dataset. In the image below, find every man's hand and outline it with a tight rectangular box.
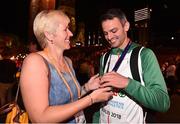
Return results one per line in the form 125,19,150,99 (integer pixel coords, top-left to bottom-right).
100,71,129,89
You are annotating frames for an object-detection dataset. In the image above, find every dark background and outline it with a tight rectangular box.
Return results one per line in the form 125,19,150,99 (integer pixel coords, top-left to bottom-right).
0,0,29,42
0,0,179,47
76,0,180,31
76,0,180,47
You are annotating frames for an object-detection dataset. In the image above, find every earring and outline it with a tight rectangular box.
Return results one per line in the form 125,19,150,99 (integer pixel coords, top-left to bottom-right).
50,40,53,44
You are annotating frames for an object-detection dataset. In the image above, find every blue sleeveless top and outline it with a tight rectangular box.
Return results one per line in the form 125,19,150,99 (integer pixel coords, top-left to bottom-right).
44,57,80,123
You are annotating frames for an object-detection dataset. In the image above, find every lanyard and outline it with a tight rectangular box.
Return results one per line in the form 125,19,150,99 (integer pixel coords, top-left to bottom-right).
107,41,131,72
43,48,81,101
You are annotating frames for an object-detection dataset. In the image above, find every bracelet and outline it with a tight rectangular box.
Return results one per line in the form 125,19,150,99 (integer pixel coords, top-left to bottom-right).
88,95,94,106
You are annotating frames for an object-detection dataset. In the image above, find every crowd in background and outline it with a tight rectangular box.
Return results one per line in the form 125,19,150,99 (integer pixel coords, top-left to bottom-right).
64,46,110,85
0,40,41,107
160,56,180,95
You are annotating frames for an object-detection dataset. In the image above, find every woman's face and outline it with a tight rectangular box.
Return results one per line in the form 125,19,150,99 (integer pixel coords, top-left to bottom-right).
53,15,73,51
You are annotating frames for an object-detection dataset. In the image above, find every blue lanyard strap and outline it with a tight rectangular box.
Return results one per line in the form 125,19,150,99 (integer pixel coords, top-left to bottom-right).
112,41,132,72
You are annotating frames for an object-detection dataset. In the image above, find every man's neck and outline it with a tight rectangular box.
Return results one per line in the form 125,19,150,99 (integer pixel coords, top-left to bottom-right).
119,38,130,50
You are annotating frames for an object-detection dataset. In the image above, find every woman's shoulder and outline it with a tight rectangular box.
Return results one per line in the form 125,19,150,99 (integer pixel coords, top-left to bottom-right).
22,52,46,67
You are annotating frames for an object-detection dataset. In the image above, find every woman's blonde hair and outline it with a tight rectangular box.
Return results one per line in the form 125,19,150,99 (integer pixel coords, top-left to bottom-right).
33,10,67,48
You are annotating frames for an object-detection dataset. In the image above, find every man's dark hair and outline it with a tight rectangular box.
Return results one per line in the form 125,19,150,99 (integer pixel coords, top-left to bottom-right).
100,8,127,25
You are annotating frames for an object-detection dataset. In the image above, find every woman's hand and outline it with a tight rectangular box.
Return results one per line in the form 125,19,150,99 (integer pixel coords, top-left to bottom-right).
89,87,113,103
85,74,100,92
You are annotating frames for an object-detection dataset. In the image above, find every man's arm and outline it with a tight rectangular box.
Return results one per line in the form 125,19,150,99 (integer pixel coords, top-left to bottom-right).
125,48,170,112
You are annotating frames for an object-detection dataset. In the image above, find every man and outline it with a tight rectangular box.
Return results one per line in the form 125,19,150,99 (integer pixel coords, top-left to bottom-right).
93,8,170,123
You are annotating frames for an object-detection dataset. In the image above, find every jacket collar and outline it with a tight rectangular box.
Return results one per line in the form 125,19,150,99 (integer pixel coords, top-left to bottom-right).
110,48,123,55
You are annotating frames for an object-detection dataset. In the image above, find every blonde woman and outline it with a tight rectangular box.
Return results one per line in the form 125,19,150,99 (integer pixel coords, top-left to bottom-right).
20,10,113,123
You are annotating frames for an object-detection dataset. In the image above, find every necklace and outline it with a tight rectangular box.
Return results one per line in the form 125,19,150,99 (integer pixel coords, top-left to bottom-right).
43,48,81,101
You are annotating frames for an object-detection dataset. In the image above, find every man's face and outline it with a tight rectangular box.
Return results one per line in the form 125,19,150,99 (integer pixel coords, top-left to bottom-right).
102,17,129,49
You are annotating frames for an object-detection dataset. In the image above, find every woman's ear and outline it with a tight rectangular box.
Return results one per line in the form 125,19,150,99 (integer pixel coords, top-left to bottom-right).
44,31,54,41
124,21,130,31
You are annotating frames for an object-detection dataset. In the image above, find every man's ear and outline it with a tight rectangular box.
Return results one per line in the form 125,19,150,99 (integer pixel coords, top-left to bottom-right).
44,31,54,41
124,21,130,31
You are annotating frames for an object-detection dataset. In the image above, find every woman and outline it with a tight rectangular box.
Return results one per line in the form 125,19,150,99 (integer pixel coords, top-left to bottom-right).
20,10,113,123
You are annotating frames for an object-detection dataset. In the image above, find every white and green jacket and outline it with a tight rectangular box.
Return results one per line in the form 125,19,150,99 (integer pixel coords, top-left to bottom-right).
93,42,170,123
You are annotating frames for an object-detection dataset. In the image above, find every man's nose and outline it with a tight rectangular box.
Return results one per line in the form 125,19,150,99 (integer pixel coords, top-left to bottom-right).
106,33,113,40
